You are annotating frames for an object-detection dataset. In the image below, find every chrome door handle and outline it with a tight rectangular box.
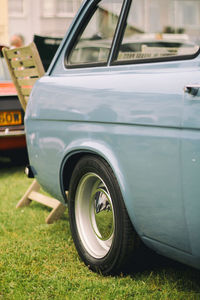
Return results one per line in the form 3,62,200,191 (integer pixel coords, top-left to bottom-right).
184,85,200,96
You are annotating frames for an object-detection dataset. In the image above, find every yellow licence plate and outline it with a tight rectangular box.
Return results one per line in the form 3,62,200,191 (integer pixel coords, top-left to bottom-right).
0,111,22,126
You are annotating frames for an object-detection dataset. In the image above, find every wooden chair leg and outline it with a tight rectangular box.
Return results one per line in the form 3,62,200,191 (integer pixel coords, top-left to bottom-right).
16,179,66,224
46,202,67,224
16,179,40,208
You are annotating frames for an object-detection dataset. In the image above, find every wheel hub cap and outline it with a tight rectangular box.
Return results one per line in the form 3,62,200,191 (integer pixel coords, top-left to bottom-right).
75,173,115,258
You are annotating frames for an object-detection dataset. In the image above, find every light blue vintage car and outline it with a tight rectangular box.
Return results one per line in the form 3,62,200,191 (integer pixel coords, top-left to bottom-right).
25,0,200,275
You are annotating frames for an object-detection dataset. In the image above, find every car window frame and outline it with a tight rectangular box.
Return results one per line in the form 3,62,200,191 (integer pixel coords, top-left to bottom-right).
110,0,200,66
64,0,127,69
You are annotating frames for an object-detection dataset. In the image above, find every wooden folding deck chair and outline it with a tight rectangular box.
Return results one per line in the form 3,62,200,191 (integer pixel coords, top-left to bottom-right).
3,43,66,224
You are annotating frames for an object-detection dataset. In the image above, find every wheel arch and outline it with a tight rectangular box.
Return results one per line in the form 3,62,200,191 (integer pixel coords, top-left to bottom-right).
59,144,128,207
60,150,90,201
59,144,141,241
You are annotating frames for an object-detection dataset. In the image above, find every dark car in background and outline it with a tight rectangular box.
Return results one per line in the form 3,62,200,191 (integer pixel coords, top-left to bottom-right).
34,35,62,71
0,46,27,163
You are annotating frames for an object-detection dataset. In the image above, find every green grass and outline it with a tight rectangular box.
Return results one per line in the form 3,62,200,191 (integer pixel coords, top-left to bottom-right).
0,158,200,300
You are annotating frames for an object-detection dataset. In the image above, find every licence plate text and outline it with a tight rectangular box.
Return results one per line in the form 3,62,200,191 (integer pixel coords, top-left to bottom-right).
0,111,22,126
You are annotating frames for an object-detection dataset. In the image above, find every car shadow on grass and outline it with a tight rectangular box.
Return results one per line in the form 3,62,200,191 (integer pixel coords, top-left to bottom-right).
126,245,200,293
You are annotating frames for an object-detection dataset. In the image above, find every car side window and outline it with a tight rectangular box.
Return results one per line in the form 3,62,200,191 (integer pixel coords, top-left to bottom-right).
116,0,200,63
66,0,123,66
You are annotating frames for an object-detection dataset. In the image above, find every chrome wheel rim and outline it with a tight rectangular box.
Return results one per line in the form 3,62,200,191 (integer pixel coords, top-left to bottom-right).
75,172,114,259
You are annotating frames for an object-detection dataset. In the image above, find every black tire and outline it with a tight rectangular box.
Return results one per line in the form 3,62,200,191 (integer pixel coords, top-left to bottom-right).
68,155,140,275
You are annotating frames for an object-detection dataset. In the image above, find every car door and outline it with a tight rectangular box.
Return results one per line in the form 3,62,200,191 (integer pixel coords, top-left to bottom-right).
182,82,200,257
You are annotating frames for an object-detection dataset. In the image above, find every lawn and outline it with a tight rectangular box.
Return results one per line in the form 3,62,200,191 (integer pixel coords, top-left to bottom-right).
0,157,200,300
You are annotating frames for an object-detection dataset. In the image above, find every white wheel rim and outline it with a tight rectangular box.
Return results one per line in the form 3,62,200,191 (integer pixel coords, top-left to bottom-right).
75,172,115,259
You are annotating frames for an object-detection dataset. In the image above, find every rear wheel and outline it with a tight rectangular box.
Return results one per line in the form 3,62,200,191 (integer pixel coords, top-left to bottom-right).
68,155,140,275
